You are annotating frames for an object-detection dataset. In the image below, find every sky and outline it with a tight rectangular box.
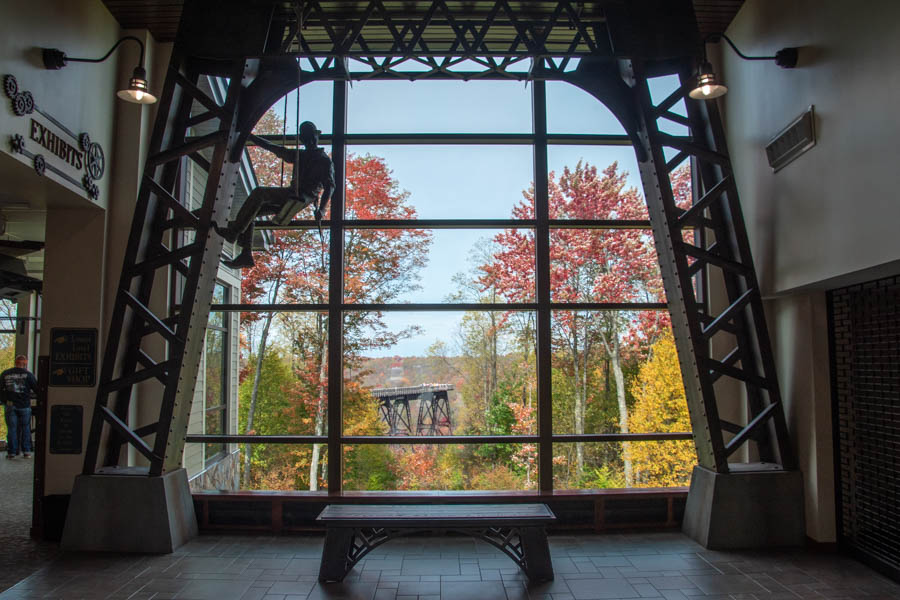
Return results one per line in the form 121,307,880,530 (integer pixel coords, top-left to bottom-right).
266,72,686,358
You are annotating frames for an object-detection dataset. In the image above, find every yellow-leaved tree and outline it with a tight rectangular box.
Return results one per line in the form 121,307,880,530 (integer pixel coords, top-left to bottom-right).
628,332,695,487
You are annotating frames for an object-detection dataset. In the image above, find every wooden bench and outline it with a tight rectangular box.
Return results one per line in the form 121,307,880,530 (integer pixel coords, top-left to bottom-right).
317,503,556,583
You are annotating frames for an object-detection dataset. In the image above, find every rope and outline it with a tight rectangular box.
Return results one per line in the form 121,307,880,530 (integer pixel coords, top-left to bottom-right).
294,1,303,199
280,94,288,186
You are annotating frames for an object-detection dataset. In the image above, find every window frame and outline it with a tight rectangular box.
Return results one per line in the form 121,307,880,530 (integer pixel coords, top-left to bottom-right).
204,282,230,466
200,77,692,493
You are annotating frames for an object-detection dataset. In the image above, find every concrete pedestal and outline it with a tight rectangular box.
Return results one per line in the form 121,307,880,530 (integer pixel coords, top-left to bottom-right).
682,464,805,549
61,467,198,553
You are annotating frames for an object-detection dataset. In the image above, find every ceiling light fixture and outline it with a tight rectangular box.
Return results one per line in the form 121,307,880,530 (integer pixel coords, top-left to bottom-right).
690,34,798,100
41,36,158,104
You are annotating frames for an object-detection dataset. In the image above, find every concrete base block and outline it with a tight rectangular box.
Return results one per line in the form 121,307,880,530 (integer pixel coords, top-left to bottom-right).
683,464,805,549
61,468,198,553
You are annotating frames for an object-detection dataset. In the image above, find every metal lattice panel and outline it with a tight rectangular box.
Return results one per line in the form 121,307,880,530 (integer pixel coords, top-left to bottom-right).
831,278,900,576
102,1,745,45
84,54,256,476
629,59,795,473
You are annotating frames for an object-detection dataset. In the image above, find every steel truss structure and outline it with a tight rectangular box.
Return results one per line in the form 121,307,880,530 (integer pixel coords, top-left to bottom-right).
371,384,454,436
85,0,795,486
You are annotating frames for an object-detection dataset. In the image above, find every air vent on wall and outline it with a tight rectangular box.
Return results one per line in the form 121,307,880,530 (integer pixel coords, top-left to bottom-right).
766,105,816,172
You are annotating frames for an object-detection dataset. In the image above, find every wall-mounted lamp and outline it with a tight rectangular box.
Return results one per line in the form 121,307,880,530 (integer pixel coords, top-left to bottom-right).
41,36,157,104
690,34,798,100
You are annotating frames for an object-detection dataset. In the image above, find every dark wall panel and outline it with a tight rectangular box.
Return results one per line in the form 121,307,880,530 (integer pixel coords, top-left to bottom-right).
830,277,900,580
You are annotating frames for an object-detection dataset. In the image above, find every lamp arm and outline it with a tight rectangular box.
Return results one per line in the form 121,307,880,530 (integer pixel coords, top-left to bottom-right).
65,36,145,67
705,33,776,61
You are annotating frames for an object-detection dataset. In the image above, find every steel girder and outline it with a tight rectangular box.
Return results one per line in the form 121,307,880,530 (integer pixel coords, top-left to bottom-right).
627,59,796,473
178,0,698,81
83,53,259,475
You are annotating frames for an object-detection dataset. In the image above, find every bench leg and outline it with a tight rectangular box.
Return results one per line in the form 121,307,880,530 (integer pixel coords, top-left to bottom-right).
319,527,354,582
519,526,554,582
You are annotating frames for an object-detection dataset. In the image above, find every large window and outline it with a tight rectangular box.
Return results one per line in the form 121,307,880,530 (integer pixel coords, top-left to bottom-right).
204,74,693,493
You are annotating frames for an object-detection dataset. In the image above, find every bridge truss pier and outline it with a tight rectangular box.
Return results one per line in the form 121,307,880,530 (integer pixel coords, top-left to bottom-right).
416,390,452,436
372,384,454,437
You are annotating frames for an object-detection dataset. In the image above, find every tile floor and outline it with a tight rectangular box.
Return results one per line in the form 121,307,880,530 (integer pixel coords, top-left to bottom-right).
0,530,898,600
1,459,898,599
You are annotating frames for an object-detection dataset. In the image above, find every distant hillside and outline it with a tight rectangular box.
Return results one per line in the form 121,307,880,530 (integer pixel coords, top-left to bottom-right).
352,355,465,391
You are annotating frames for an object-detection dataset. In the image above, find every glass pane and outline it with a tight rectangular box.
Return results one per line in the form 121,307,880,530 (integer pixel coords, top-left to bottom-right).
209,284,226,327
648,74,689,137
551,311,675,435
343,229,534,304
186,442,239,491
550,230,664,303
345,311,537,437
239,312,328,436
344,146,533,220
547,80,627,135
547,146,644,218
204,408,225,462
0,300,14,443
188,443,328,491
205,328,225,410
348,81,531,133
553,441,694,489
238,230,330,303
343,444,533,491
256,81,334,137
212,283,227,304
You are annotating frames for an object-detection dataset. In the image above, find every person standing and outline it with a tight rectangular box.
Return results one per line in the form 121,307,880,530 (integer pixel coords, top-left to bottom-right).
1,355,37,459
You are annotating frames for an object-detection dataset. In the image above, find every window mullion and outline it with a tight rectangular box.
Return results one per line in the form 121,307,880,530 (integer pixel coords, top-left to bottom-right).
328,79,348,493
533,80,553,493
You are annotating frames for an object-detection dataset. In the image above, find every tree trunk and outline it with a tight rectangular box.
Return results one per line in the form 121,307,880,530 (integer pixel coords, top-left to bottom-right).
243,311,274,488
572,316,584,481
610,338,633,487
309,313,328,490
490,311,498,400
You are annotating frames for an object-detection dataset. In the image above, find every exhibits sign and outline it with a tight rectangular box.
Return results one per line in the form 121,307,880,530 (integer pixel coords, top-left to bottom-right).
3,74,105,201
49,328,97,387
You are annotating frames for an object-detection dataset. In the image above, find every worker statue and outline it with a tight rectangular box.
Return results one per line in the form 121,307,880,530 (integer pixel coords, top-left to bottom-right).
216,120,335,268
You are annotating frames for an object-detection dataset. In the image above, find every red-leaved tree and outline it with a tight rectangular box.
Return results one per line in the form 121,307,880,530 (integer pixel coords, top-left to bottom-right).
240,107,431,489
483,161,687,485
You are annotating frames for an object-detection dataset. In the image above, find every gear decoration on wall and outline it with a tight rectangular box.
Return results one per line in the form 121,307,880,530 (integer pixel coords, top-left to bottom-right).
9,134,25,154
82,174,99,200
20,92,34,114
4,75,35,116
86,142,105,180
3,74,18,98
6,73,104,201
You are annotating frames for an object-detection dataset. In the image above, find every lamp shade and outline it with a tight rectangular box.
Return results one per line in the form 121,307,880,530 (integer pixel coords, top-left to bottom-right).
689,64,728,100
117,66,157,104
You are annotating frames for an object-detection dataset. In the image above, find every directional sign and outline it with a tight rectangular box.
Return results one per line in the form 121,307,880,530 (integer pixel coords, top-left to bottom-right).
49,328,97,387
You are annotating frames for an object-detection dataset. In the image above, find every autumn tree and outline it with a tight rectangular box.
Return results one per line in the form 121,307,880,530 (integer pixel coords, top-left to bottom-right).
238,233,311,485
629,331,694,486
278,152,431,487
484,161,660,485
240,106,431,489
